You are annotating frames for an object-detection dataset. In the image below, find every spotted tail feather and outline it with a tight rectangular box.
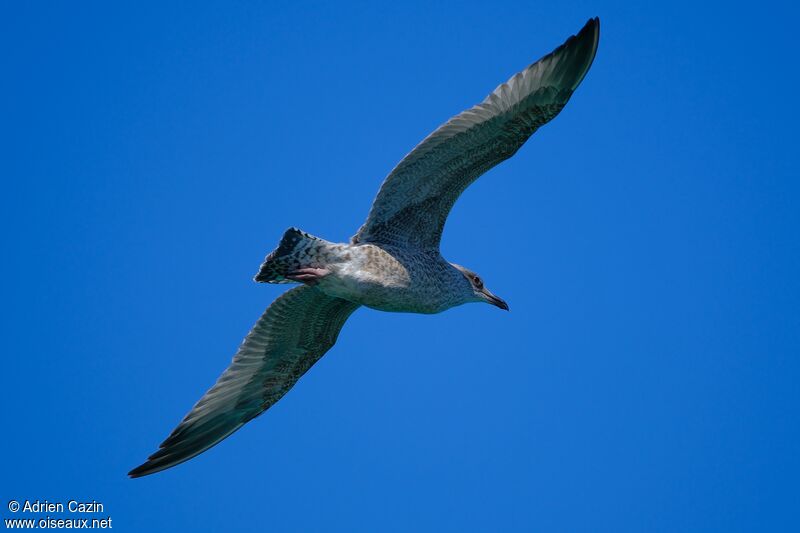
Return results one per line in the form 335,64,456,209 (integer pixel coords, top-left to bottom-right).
254,228,324,283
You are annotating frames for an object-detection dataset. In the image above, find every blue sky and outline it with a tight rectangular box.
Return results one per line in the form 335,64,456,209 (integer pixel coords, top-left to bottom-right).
2,1,798,531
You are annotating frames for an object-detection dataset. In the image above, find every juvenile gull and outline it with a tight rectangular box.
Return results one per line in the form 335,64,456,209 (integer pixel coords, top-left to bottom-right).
129,17,599,478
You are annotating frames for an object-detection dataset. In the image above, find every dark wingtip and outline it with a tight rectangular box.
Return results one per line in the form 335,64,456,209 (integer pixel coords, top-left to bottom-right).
581,16,600,34
557,16,600,92
585,17,600,58
577,16,600,53
127,462,154,479
127,455,178,478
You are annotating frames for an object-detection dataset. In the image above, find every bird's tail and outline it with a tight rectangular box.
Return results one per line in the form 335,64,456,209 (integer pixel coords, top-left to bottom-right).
254,227,326,283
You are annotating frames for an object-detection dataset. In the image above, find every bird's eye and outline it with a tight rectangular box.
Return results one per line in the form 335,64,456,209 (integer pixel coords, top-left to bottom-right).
473,276,483,289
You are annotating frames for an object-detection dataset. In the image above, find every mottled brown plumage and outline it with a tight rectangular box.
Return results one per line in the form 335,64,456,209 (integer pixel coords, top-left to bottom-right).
130,18,599,478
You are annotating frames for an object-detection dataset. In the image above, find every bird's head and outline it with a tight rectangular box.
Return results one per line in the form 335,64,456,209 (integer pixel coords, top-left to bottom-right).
451,264,509,311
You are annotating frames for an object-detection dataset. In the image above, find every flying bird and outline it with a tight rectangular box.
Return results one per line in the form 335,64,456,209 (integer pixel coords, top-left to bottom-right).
129,17,600,478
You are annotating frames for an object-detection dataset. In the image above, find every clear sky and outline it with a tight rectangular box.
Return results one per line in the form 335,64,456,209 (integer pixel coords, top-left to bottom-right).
2,1,799,531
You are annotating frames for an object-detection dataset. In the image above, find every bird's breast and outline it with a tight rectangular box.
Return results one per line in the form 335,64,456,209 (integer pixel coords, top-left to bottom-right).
317,244,451,313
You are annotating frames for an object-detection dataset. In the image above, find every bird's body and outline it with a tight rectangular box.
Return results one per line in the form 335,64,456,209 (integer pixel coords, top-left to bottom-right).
321,244,466,314
130,17,600,478
258,229,472,313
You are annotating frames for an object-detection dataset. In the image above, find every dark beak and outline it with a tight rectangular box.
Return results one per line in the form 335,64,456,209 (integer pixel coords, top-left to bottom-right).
484,290,509,311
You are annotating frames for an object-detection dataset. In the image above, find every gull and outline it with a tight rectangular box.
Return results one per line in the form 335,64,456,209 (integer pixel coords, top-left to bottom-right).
129,17,599,478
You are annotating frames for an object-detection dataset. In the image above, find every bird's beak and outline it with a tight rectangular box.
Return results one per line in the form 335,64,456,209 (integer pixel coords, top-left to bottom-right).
483,289,509,311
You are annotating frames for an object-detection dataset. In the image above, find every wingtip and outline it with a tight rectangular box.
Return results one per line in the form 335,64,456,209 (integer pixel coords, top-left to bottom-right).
580,16,600,43
128,444,176,478
127,456,176,478
127,445,195,479
127,452,192,479
562,16,600,90
127,463,152,479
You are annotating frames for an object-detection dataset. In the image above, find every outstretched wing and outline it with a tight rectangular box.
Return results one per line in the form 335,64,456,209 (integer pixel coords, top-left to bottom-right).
129,286,359,477
353,18,599,250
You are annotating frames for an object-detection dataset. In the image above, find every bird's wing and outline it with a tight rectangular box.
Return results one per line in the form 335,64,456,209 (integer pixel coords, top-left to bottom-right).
128,286,359,477
353,17,599,250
